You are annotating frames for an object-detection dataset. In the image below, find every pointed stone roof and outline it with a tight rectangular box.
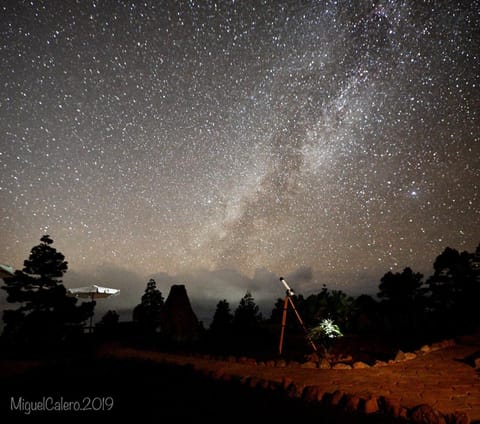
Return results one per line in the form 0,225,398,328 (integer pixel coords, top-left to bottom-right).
159,284,202,343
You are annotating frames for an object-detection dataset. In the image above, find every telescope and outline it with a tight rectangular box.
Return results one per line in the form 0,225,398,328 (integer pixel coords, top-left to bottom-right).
279,277,295,296
277,277,317,355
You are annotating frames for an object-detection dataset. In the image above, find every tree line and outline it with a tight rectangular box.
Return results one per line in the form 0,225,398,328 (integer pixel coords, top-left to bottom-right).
131,242,480,354
1,235,479,356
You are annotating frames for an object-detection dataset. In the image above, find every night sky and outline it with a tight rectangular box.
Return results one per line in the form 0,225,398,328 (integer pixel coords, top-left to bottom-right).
1,1,479,320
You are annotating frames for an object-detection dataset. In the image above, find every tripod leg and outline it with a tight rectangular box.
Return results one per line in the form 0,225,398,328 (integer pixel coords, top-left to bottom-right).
278,296,289,355
287,296,318,353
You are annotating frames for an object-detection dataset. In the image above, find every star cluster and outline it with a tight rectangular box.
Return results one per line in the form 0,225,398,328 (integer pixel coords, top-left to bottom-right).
1,1,479,298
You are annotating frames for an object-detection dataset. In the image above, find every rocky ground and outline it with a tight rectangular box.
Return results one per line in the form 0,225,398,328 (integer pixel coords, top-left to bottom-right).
0,333,479,423
96,333,480,423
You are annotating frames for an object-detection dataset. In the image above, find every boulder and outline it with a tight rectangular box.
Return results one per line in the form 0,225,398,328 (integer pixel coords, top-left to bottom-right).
363,397,379,414
353,361,370,369
410,404,447,424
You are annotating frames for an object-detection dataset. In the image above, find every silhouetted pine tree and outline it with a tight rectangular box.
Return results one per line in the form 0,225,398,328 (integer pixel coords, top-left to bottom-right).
133,279,164,333
95,310,120,338
233,291,262,334
378,267,424,304
426,244,480,333
376,267,425,340
96,310,119,328
1,235,93,347
209,299,233,334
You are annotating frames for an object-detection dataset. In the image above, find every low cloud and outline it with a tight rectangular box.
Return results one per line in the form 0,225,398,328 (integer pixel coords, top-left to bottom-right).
150,267,282,324
2,264,381,329
64,264,145,323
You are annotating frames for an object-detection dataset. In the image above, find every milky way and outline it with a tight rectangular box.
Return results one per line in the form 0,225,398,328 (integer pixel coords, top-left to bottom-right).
1,1,479,306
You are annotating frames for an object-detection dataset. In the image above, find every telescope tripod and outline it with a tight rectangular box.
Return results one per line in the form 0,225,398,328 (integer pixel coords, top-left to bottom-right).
278,291,318,355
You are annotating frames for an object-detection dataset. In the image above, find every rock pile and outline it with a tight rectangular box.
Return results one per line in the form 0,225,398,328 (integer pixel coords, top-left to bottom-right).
201,337,457,371
204,365,471,424
198,338,466,423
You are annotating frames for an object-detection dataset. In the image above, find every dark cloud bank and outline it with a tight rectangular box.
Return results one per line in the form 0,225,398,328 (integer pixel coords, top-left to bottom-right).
57,264,382,327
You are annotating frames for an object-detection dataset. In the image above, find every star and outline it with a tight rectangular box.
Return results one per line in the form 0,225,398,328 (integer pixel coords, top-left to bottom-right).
0,0,478,313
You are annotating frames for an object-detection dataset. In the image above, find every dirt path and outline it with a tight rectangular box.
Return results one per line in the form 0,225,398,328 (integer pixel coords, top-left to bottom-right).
98,341,480,422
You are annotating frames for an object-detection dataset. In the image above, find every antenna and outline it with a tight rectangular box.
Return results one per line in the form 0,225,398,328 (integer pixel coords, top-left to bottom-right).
277,277,317,355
